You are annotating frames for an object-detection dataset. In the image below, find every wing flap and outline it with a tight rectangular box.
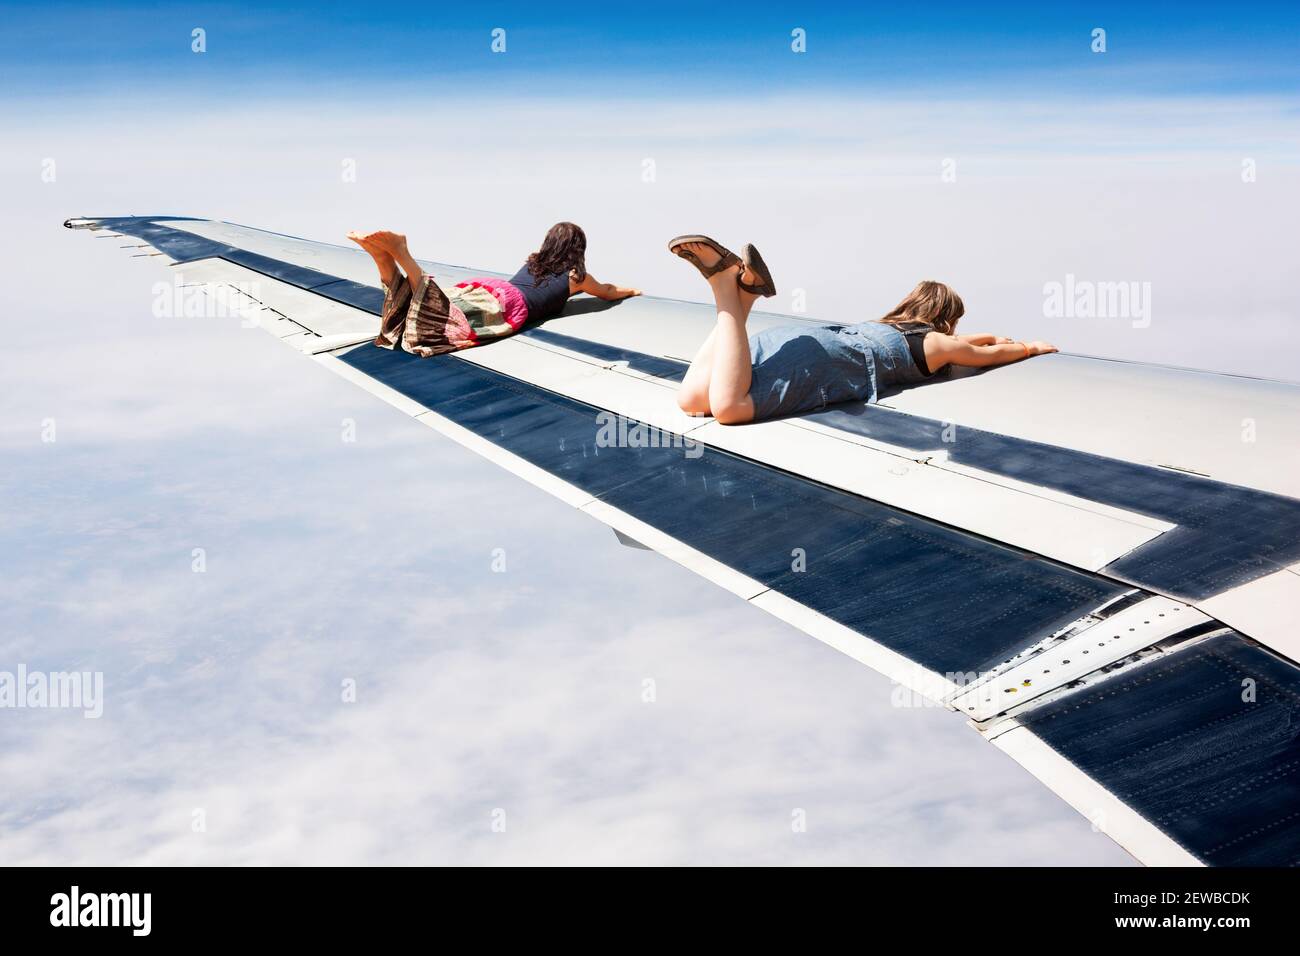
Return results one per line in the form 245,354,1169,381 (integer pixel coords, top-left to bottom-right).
992,724,1203,867
991,630,1300,867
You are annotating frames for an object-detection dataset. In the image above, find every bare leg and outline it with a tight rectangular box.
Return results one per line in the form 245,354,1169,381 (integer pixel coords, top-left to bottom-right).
674,242,762,424
677,326,717,414
705,272,758,424
347,230,398,286
364,231,423,289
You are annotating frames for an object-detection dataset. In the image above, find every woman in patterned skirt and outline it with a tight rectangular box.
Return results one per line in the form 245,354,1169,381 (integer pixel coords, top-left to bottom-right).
348,223,640,356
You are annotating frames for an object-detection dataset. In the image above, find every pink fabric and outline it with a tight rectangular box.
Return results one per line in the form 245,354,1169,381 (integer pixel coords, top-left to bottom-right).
455,278,529,333
374,272,531,357
443,303,476,350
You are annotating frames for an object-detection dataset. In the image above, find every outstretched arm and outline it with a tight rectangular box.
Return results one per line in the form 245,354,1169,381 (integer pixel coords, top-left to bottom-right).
956,333,1014,346
925,334,1057,372
572,272,642,301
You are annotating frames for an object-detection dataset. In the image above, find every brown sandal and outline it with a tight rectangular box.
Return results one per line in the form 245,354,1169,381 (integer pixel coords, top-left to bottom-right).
738,243,777,297
668,234,742,279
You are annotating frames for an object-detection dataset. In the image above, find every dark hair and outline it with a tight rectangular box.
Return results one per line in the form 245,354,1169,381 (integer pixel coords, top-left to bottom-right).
877,280,965,335
526,222,587,283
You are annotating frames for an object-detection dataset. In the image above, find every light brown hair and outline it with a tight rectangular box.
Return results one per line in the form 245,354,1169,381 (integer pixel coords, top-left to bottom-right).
877,280,965,335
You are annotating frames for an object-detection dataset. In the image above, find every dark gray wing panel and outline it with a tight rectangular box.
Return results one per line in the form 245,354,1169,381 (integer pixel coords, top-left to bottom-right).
521,319,1300,602
808,404,1300,599
1021,631,1300,866
339,343,1124,677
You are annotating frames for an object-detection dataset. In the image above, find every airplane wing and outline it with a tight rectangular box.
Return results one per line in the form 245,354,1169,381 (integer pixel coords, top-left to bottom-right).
67,215,1300,866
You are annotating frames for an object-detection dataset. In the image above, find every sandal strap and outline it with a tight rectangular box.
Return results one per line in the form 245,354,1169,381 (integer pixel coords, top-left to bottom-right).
670,235,741,278
674,246,740,278
699,250,741,276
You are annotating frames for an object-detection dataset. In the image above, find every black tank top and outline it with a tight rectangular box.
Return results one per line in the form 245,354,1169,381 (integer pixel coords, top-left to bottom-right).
889,321,935,377
510,265,571,322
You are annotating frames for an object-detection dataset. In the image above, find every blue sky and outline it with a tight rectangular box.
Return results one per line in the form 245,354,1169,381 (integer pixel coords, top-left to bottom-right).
4,1,1300,100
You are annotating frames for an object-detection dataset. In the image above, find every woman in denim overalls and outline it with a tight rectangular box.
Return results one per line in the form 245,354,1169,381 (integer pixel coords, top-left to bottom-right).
668,235,1058,424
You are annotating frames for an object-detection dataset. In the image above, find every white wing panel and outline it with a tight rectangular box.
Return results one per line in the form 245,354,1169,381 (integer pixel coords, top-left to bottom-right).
692,417,1165,572
882,355,1300,500
172,258,379,344
1197,567,1300,662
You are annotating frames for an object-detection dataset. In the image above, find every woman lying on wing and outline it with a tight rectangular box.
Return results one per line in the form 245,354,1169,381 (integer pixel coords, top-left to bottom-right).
669,235,1058,424
349,223,640,356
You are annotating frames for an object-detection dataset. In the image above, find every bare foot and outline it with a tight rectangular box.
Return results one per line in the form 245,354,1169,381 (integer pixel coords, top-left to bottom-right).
347,230,400,285
347,230,395,262
360,230,409,257
353,230,423,287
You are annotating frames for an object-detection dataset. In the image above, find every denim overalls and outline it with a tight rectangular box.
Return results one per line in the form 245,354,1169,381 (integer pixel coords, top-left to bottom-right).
746,321,929,421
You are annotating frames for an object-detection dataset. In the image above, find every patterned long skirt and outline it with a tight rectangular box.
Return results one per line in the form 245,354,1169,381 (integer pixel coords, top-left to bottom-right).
374,273,528,357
